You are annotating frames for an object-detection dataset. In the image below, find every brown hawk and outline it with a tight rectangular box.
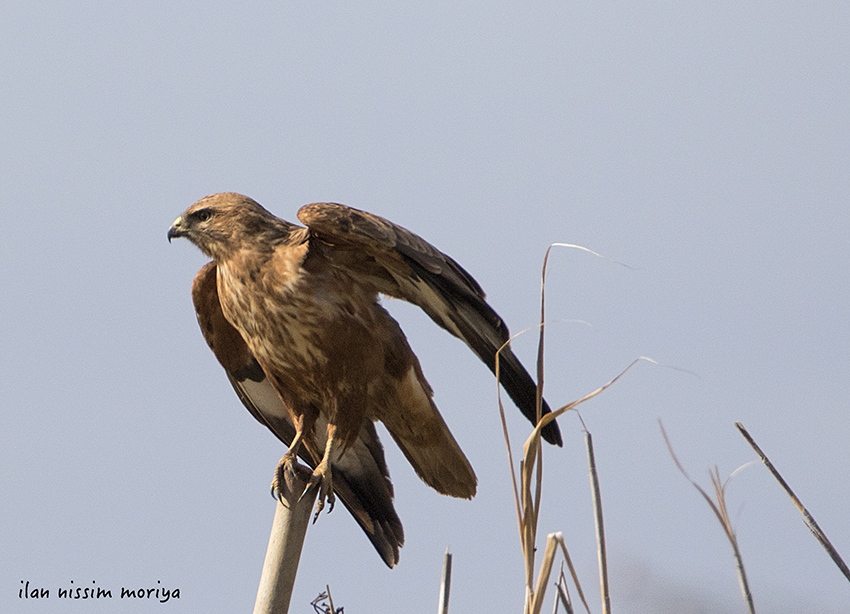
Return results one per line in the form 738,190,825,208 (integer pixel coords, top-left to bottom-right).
168,192,561,567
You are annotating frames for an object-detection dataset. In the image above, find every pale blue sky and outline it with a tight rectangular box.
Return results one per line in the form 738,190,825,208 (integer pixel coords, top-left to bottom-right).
2,1,848,612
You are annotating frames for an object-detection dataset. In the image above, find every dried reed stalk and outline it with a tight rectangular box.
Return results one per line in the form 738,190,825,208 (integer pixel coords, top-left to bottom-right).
660,421,755,614
735,422,850,582
496,243,639,613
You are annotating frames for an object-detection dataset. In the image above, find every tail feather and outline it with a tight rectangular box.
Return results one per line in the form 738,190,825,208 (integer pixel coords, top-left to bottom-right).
379,363,477,499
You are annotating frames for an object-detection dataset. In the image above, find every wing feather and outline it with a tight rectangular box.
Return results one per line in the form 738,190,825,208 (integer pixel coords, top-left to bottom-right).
298,203,563,446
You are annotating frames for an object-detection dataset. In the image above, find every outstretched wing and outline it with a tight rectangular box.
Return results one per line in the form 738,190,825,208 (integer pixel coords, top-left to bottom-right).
297,203,563,447
190,262,404,567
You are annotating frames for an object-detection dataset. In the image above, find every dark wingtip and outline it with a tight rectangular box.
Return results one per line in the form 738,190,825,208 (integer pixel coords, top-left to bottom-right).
538,398,563,446
541,420,564,447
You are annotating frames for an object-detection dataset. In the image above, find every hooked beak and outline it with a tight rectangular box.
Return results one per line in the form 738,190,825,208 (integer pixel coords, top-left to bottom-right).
167,216,186,243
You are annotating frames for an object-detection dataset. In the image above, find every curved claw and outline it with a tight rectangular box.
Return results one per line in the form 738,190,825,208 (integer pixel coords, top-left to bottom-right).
297,480,320,505
309,463,335,523
270,453,312,506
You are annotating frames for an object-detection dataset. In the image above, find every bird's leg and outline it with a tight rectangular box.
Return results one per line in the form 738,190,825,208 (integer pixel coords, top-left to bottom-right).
308,422,338,522
271,413,314,503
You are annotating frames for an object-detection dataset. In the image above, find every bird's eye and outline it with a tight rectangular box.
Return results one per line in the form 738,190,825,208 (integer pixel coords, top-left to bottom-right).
195,209,212,222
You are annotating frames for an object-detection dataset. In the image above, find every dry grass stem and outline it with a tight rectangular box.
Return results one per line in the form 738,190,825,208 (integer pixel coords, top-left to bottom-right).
529,533,593,614
530,534,560,614
325,585,337,614
310,586,342,614
544,242,638,271
735,422,850,582
438,548,452,614
495,243,642,614
584,430,610,614
555,535,592,614
660,421,755,614
552,565,574,614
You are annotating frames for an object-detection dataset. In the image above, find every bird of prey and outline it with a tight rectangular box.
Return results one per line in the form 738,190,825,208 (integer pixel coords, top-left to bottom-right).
168,192,562,567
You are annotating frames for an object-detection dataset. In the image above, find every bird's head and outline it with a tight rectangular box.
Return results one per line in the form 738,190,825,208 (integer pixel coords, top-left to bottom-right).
168,192,287,261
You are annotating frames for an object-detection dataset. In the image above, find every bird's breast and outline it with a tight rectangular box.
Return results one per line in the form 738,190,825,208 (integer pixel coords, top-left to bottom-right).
215,259,387,404
217,263,327,366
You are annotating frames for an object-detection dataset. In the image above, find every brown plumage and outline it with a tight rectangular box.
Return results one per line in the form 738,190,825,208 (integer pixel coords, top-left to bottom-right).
168,192,561,566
